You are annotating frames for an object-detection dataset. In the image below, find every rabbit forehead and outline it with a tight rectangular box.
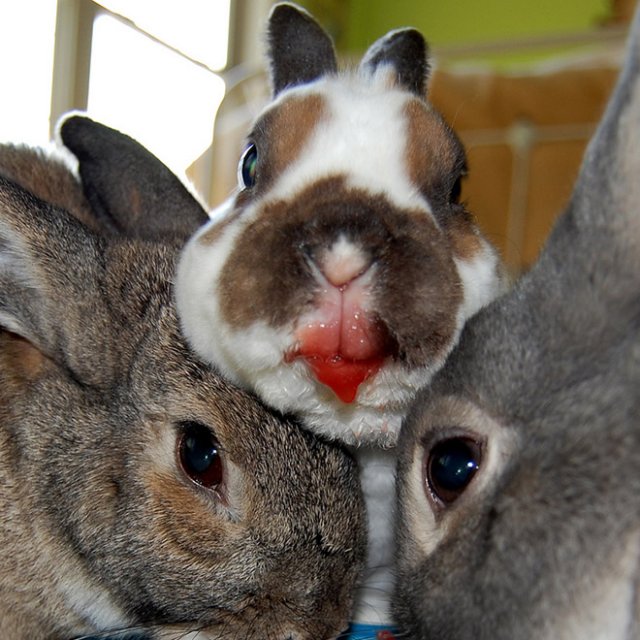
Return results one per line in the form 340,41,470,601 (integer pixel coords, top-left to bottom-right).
260,76,439,213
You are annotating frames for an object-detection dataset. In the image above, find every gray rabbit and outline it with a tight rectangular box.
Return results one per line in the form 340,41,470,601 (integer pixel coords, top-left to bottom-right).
0,116,365,639
393,6,640,640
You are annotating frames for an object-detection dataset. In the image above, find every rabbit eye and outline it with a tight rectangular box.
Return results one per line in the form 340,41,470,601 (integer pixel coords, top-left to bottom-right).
178,421,224,489
238,143,258,189
426,437,481,505
450,176,463,204
449,166,468,205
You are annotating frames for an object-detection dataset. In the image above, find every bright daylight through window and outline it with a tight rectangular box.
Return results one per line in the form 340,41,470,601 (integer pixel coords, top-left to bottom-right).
0,0,230,181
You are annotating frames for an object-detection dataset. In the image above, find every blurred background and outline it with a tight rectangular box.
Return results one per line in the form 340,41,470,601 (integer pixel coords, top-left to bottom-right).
0,0,635,273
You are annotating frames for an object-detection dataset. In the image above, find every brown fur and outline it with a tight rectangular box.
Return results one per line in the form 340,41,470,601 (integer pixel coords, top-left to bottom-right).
0,132,365,639
446,211,485,261
404,99,466,216
249,93,328,193
0,332,51,384
0,144,100,231
219,175,462,367
199,94,327,249
404,100,488,263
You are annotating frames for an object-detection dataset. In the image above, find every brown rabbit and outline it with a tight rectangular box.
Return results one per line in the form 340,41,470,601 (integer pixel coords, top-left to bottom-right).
0,115,365,640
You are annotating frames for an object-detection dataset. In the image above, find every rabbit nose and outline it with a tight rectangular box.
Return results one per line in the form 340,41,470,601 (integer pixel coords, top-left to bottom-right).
318,237,372,288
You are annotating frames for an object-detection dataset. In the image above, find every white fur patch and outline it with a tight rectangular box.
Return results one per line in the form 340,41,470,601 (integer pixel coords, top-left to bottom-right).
175,209,247,384
320,235,370,286
264,74,429,214
352,448,398,625
454,239,507,321
57,571,129,630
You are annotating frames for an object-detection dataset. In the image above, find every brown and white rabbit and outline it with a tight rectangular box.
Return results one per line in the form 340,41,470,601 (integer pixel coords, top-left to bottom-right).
0,115,365,640
393,6,640,640
175,3,507,634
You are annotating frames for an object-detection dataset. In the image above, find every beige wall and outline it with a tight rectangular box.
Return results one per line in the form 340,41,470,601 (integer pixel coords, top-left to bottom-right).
429,59,620,273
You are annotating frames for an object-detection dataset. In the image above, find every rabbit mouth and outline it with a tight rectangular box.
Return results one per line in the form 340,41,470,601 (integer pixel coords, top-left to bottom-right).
285,265,397,403
285,346,391,404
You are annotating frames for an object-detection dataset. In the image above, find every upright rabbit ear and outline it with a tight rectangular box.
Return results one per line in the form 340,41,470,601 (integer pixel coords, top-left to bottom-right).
518,4,640,325
58,115,208,242
565,17,640,251
360,28,430,97
0,176,111,383
267,3,338,96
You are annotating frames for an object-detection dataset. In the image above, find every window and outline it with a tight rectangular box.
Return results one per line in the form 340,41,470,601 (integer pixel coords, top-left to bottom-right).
0,3,58,146
0,0,232,192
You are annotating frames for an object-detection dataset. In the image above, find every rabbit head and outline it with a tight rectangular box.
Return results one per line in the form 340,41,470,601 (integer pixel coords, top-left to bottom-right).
0,116,365,640
176,3,506,448
393,8,640,640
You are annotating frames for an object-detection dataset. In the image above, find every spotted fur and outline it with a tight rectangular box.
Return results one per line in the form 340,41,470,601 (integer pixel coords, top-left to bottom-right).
176,5,507,447
175,4,508,633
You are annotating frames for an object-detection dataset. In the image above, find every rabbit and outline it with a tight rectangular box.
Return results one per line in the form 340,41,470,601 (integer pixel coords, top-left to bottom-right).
175,3,507,634
392,5,640,640
0,114,366,640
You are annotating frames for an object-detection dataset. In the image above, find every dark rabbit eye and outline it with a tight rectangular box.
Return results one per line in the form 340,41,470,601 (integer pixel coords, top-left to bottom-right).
426,437,481,505
238,143,258,189
450,176,463,204
178,421,224,489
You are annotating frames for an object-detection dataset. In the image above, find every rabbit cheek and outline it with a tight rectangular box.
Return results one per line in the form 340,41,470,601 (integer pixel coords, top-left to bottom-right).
375,217,463,370
0,332,52,384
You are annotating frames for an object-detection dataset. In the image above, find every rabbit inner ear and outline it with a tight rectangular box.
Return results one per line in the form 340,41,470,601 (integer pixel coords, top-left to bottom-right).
267,4,338,96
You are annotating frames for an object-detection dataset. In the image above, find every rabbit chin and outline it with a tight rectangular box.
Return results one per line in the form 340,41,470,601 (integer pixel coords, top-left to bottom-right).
211,321,454,448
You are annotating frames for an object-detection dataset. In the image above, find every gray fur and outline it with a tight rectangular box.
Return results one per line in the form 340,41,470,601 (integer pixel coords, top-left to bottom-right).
59,115,209,241
393,7,640,640
0,118,365,639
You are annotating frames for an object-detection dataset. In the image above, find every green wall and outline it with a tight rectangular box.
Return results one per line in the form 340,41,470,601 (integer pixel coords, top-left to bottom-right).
301,0,614,65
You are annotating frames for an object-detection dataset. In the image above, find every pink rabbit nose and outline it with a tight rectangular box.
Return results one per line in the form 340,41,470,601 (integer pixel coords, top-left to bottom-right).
318,237,371,287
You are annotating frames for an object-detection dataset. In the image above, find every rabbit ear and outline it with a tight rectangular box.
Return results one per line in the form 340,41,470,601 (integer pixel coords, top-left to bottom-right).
360,28,430,97
267,3,338,96
0,176,111,383
564,21,640,248
58,115,208,242
516,6,640,334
